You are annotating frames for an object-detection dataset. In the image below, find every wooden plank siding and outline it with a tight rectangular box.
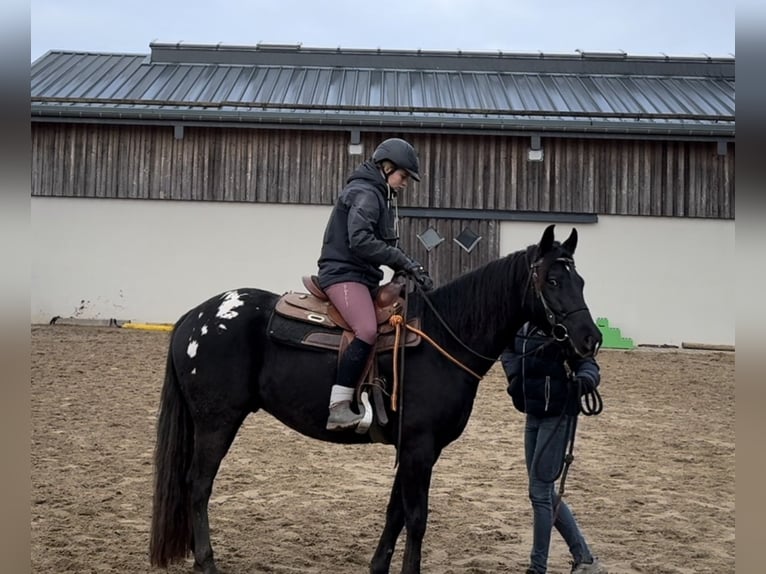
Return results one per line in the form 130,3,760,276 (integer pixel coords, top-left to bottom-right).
396,217,500,288
32,123,734,219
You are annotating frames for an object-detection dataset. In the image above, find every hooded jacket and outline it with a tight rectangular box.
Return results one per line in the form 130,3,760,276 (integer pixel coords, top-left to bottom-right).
500,323,601,417
317,161,412,290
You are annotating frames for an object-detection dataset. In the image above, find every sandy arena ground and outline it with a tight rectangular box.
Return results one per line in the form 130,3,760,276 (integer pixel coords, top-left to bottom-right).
31,325,734,573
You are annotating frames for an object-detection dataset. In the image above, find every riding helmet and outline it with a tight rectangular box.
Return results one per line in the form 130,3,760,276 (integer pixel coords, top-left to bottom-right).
372,138,421,181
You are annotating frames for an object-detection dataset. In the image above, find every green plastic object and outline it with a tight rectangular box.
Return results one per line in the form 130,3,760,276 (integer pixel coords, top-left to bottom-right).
596,317,635,349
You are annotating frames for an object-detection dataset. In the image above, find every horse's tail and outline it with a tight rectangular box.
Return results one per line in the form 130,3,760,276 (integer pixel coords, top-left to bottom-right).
149,314,194,568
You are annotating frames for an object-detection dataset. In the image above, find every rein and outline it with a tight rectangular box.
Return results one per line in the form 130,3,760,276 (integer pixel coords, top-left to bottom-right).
418,288,498,363
388,254,590,408
389,314,482,391
413,252,588,368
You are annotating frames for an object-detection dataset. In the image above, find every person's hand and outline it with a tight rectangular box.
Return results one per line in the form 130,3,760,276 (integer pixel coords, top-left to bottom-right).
572,375,595,392
404,260,434,291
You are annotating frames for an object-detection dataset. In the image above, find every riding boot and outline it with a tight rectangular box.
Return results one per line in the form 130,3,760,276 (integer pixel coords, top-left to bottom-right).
326,338,373,431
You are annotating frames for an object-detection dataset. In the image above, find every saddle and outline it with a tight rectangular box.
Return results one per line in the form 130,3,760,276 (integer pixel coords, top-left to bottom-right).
272,275,421,354
268,275,422,440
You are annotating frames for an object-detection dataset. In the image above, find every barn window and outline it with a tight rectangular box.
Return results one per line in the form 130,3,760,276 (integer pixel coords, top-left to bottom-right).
454,227,482,253
417,226,445,251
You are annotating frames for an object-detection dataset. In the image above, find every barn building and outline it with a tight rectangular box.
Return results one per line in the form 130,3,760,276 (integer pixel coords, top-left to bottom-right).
31,42,735,346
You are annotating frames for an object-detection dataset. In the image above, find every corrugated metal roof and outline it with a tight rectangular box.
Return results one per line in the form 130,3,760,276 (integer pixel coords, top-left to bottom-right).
30,43,735,138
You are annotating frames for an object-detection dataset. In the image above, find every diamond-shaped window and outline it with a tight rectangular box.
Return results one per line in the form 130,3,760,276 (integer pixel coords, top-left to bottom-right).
454,227,482,253
417,226,445,251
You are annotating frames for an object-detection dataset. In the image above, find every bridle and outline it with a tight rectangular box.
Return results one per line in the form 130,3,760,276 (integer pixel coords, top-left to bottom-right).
529,255,592,345
408,253,593,372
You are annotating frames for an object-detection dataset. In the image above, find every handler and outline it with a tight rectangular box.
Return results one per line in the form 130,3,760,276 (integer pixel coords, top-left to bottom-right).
500,322,608,574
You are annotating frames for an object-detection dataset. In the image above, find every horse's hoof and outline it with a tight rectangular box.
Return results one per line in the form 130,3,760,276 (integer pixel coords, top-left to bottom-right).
193,561,219,574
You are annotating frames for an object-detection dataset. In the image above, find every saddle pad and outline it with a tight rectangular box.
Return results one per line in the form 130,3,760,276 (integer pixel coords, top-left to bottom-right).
268,311,421,352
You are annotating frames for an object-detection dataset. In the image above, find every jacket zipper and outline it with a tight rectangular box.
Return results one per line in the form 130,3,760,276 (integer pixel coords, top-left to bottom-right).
544,376,551,412
521,324,528,411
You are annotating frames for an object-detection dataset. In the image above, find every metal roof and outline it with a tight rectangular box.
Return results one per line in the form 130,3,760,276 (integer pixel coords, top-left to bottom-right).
31,42,735,139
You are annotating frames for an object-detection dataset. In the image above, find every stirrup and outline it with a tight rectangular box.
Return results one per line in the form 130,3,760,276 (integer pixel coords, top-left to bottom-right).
355,392,373,434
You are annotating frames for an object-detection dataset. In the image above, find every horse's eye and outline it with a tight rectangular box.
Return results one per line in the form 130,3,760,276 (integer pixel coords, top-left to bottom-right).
547,278,559,287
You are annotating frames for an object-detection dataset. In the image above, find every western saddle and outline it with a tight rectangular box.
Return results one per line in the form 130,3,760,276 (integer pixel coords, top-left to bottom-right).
273,275,420,354
270,275,421,436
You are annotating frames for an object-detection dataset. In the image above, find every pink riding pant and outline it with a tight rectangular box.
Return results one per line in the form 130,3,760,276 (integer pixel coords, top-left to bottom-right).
324,281,377,345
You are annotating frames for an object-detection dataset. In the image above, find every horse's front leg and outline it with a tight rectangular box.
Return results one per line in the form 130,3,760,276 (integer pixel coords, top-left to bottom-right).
398,439,439,574
370,472,405,574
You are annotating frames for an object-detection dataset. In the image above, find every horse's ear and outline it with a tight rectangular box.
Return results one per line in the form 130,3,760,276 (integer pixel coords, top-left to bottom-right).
538,224,555,256
562,228,578,254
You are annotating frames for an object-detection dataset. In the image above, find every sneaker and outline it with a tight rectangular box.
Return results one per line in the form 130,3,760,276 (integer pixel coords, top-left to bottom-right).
571,557,607,574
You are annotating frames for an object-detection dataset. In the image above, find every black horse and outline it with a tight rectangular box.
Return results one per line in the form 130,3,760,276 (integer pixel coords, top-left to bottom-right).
149,224,602,574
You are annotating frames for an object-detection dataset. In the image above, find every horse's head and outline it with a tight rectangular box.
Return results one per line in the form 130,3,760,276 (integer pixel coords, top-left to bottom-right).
526,224,602,357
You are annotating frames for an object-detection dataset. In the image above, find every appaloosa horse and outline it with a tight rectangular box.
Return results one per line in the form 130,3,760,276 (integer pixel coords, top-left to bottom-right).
149,224,601,574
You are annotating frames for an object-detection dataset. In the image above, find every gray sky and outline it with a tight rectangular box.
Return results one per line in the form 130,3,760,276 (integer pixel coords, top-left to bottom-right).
31,0,735,62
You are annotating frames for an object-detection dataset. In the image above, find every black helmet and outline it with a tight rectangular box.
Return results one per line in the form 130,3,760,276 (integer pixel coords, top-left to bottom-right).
372,138,421,182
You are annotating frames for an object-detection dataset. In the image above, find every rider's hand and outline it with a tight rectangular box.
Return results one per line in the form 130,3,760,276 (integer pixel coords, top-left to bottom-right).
404,260,434,291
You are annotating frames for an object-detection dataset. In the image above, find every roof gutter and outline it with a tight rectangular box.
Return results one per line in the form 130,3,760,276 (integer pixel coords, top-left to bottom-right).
30,105,736,139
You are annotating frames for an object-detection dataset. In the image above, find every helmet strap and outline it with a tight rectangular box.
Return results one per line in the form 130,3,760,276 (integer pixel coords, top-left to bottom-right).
379,164,398,201
391,189,400,244
377,164,400,245
386,182,397,202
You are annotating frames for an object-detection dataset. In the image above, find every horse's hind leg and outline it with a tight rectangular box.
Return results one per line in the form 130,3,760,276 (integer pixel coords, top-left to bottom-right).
370,473,406,574
189,414,248,574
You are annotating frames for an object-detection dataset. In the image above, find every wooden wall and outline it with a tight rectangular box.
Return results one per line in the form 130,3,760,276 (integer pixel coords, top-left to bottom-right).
31,121,733,285
398,217,500,285
32,123,734,219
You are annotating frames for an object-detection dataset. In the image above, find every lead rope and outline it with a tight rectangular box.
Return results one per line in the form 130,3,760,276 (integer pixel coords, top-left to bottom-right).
552,414,578,524
550,377,604,523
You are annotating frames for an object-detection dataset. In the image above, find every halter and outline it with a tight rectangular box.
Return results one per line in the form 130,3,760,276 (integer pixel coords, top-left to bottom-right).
530,256,590,343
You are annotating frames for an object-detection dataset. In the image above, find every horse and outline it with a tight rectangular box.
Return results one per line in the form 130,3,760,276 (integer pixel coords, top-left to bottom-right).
149,224,602,574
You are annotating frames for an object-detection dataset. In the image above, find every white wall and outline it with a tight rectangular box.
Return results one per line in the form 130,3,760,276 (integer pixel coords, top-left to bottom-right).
499,216,735,346
32,197,735,346
31,197,332,324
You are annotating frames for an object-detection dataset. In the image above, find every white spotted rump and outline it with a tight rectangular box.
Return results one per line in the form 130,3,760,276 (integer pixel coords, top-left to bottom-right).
216,290,244,320
187,340,199,358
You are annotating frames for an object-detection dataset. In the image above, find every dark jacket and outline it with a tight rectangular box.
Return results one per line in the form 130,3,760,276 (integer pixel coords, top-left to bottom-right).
500,323,600,417
317,161,412,290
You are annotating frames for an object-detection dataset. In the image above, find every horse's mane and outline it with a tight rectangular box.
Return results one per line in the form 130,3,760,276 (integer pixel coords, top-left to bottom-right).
424,244,537,344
